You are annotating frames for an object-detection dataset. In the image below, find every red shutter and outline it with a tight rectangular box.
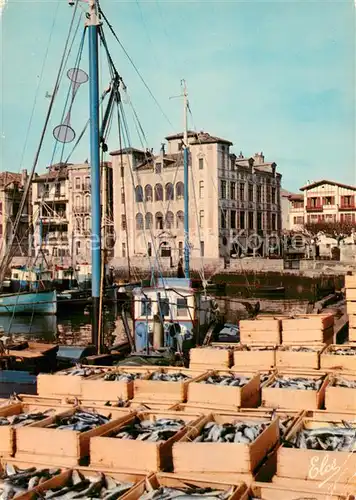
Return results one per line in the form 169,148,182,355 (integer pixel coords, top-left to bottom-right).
340,214,344,223
351,195,355,207
340,196,344,207
352,214,355,223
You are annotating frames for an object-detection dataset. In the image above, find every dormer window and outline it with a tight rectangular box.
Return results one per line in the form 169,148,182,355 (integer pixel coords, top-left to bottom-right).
155,162,162,174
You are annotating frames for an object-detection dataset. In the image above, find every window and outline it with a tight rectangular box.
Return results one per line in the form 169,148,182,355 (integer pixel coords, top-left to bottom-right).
178,241,183,257
342,195,352,207
76,241,80,255
200,240,205,257
85,176,90,188
199,210,204,228
220,180,227,199
158,295,169,316
145,212,153,230
43,183,49,197
75,195,81,208
145,184,153,202
165,183,174,201
122,242,126,258
165,211,174,229
221,209,227,229
147,242,152,257
230,182,236,200
230,210,236,229
257,185,262,203
121,188,125,204
120,166,124,178
136,213,144,230
272,213,277,231
176,182,184,200
323,196,334,206
121,215,127,230
141,297,152,316
199,158,204,170
271,187,276,204
221,149,226,169
177,298,188,317
155,212,164,230
75,177,80,190
240,211,245,229
0,202,2,214
155,162,162,174
135,185,143,203
248,184,254,202
248,212,254,230
154,183,163,201
177,211,184,229
240,183,245,201
257,212,262,231
199,181,204,199
85,194,90,211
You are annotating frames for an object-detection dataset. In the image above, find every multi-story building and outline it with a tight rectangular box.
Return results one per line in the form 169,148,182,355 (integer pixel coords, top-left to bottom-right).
289,180,356,231
31,161,113,266
0,170,29,261
110,131,282,263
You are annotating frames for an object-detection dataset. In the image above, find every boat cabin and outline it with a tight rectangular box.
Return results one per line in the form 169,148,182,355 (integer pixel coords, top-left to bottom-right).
10,266,52,292
132,277,216,352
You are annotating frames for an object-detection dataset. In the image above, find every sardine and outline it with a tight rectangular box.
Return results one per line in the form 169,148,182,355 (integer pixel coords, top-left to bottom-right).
149,373,189,382
139,485,235,500
333,377,356,388
59,365,106,377
0,410,54,428
193,420,268,443
269,376,323,391
200,375,251,387
112,417,186,442
329,348,356,356
103,372,142,382
285,423,356,451
0,464,61,500
46,410,110,432
279,346,319,352
239,346,275,351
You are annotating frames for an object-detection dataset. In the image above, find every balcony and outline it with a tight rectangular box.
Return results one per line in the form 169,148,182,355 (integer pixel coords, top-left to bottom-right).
306,206,323,213
339,204,356,211
73,206,90,214
82,182,91,191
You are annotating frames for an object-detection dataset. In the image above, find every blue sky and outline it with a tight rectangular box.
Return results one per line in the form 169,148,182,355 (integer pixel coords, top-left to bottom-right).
1,0,355,191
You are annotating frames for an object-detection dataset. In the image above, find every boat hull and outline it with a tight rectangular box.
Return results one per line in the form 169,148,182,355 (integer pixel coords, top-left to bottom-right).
0,290,57,315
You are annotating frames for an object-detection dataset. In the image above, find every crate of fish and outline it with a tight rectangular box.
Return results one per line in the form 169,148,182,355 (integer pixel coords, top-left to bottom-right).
276,344,326,370
37,365,111,397
271,476,356,498
349,327,356,343
239,318,281,345
304,409,356,421
16,394,78,406
186,371,261,410
325,373,356,411
132,368,204,403
0,402,64,458
277,418,356,485
232,345,276,370
172,414,279,477
261,372,329,410
122,473,247,500
189,345,233,371
80,368,151,402
320,344,356,371
281,314,334,344
14,407,128,466
0,462,64,499
90,411,203,472
19,467,147,500
242,481,351,499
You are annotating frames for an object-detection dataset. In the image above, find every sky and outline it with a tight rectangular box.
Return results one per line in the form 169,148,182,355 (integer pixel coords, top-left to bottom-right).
0,0,355,192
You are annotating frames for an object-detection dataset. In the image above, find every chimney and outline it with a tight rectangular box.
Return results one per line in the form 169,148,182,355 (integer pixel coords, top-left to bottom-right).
21,169,27,187
160,143,165,155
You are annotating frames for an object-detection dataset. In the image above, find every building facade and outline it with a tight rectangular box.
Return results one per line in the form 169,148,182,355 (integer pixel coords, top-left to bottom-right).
289,180,356,231
111,131,282,264
0,170,29,261
31,162,113,266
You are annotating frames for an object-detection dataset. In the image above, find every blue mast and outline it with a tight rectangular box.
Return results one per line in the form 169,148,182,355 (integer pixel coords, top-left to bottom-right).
182,80,190,279
87,0,101,348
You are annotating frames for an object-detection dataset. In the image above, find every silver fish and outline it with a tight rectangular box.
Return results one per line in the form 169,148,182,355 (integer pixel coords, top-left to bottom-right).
0,410,54,428
46,410,110,432
113,417,186,442
329,348,356,356
269,376,323,391
103,372,142,382
287,423,356,452
0,464,61,500
200,375,251,387
59,365,106,377
139,486,235,500
333,377,356,388
279,346,319,352
193,420,268,443
149,373,189,382
240,346,275,352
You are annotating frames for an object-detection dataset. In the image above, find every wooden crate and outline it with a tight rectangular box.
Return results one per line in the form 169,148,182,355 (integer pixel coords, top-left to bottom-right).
90,411,203,472
14,406,129,466
304,409,356,420
320,344,356,371
121,473,247,500
276,344,326,370
186,370,261,409
325,373,356,411
348,314,356,328
37,365,112,397
349,327,356,343
277,418,356,485
345,274,356,289
172,414,279,475
16,394,78,405
232,345,276,370
346,301,356,315
80,367,153,402
272,476,356,497
281,314,334,344
133,368,204,402
243,481,351,500
239,318,281,345
346,288,356,301
261,371,329,410
189,346,233,370
0,402,65,458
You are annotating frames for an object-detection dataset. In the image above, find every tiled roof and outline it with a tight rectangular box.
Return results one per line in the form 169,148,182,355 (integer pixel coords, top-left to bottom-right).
300,179,356,191
110,147,146,156
0,172,23,188
165,131,233,146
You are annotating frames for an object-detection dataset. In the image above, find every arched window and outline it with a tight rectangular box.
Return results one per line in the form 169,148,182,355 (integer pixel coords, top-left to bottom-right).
145,184,153,202
84,194,90,210
136,213,144,230
75,218,81,232
145,212,153,230
176,182,184,200
84,217,91,232
176,211,184,229
165,183,174,201
155,212,164,230
135,185,143,203
155,183,163,202
75,195,81,209
165,211,174,230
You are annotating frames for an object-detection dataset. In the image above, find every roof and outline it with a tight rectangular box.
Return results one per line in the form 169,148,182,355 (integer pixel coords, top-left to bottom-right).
165,130,233,146
288,193,304,202
300,180,356,191
0,172,22,188
110,147,146,156
33,165,69,183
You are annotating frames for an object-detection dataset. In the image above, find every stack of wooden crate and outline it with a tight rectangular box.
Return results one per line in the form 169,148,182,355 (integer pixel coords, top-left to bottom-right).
281,313,334,345
345,274,356,343
239,317,282,345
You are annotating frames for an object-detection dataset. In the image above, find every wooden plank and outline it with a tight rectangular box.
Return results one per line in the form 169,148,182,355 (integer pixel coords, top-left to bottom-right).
320,344,356,371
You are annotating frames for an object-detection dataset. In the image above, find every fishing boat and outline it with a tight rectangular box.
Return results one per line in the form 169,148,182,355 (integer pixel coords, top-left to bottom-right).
0,290,57,315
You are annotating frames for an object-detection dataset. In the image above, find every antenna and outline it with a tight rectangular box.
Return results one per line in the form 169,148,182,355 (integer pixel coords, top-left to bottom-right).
53,68,88,143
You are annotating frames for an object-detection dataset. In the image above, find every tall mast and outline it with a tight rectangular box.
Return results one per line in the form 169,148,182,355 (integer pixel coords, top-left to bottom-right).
182,80,190,279
87,0,101,348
